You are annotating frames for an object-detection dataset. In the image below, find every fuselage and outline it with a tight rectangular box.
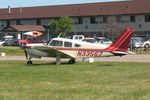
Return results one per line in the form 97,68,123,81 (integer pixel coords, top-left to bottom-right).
25,37,111,59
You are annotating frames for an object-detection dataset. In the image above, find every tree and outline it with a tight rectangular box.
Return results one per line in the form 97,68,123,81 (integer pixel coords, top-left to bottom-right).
103,16,123,40
48,16,73,38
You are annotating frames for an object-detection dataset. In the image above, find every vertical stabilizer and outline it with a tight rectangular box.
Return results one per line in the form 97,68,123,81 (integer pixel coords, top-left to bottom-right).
106,27,134,54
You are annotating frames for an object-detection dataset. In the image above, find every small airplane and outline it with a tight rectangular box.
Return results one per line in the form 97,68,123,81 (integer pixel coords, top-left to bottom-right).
18,31,47,46
22,27,134,65
23,31,43,37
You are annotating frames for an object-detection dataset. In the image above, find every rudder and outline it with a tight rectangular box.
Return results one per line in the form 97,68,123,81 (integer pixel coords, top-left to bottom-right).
106,27,134,53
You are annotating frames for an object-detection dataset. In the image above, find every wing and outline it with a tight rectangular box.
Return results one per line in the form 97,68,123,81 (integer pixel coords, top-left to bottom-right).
26,46,74,59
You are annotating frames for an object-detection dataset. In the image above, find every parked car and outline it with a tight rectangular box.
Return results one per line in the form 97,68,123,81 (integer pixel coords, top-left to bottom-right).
3,35,13,40
95,37,112,45
142,39,150,48
82,38,96,43
129,37,145,49
1,35,19,46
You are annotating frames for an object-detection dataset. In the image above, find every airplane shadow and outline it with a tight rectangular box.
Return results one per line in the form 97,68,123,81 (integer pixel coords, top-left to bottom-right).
96,61,117,67
24,61,115,67
98,63,114,67
25,61,71,66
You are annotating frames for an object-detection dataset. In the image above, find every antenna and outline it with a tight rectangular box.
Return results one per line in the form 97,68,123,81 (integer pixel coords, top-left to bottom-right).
58,32,62,38
19,5,22,13
8,5,11,14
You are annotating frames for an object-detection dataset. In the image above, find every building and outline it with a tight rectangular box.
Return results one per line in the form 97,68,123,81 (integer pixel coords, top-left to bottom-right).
0,0,150,40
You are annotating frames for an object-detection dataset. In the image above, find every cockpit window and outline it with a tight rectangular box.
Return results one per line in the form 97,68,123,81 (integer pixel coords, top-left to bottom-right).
49,40,63,46
74,44,81,47
64,42,72,47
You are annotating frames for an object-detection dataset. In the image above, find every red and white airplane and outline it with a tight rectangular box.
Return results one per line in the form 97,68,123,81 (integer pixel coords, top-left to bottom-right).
23,27,134,64
18,31,47,46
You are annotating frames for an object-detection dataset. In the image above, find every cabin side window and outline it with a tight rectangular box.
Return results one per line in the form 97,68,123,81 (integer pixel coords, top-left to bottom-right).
64,42,72,47
74,44,81,47
49,40,63,46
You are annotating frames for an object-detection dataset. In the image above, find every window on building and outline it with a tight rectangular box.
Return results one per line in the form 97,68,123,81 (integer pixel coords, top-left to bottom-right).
130,16,136,22
64,42,72,47
17,20,21,25
90,17,96,24
78,17,83,24
103,16,108,23
139,24,142,28
145,15,150,22
85,25,88,30
36,19,41,25
116,16,121,23
1,24,4,28
7,20,10,26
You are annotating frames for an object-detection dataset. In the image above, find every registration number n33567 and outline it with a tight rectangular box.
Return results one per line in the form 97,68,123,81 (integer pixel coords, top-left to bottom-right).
77,50,102,57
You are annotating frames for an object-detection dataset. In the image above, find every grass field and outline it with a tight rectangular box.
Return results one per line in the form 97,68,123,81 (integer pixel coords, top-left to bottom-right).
0,46,24,56
0,61,150,100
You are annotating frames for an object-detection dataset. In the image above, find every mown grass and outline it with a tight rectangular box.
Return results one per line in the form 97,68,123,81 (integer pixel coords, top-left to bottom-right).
0,61,150,100
0,46,24,56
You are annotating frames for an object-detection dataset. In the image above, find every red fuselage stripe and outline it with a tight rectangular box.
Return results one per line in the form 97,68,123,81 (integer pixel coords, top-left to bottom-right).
49,47,104,52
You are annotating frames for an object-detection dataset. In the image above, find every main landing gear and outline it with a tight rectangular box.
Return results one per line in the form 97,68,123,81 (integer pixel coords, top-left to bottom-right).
56,57,76,65
27,57,33,65
68,59,76,64
24,50,33,65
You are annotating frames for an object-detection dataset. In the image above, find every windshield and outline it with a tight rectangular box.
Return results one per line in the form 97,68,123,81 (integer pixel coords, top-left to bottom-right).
49,40,63,46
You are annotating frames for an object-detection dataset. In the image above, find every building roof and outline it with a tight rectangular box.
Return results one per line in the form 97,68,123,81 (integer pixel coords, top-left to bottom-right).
0,0,149,20
2,25,45,32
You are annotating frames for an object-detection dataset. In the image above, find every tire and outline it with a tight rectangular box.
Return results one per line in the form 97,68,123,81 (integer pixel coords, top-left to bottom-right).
144,44,150,51
144,44,149,48
27,61,32,65
68,59,76,64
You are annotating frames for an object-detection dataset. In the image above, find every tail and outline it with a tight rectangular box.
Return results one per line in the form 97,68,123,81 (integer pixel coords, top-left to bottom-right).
105,27,134,56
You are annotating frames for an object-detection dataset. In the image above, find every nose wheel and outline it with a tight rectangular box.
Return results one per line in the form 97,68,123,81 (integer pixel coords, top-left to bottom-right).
27,57,33,65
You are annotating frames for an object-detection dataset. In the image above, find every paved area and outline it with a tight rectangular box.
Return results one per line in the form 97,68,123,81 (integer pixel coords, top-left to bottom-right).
94,55,150,62
0,54,150,62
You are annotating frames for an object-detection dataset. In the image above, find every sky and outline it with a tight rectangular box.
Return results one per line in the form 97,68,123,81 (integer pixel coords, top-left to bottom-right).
0,0,125,8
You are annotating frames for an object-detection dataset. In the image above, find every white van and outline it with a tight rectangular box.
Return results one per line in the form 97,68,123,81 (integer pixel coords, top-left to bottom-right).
3,35,13,40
